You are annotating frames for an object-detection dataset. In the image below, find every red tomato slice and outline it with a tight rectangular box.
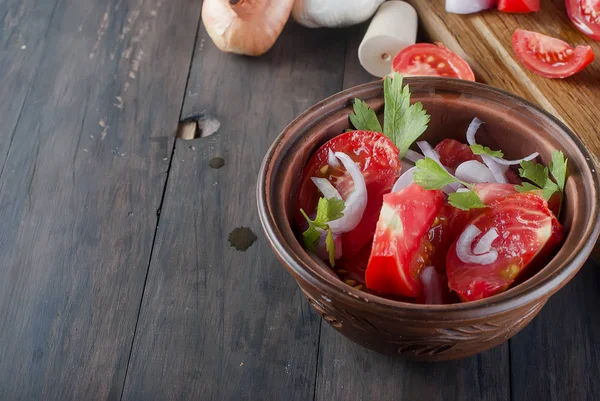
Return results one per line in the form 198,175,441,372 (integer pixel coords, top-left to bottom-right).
512,29,595,79
295,131,401,261
434,139,522,184
392,43,475,81
446,193,563,302
567,0,600,41
498,0,540,12
365,183,444,298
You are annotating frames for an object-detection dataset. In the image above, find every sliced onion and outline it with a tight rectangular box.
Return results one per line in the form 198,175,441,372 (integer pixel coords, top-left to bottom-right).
417,141,462,193
311,177,342,200
473,228,499,255
392,167,417,193
481,154,507,184
455,160,495,183
404,149,424,164
420,266,447,305
456,225,498,265
446,0,496,14
328,152,368,234
316,231,343,262
328,149,340,167
466,117,483,146
490,152,539,166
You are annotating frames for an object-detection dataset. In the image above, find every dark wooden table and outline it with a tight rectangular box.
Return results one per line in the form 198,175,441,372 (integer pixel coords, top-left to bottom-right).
1,1,599,400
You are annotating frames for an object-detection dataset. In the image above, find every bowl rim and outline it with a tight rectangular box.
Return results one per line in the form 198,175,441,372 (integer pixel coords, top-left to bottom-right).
257,77,600,317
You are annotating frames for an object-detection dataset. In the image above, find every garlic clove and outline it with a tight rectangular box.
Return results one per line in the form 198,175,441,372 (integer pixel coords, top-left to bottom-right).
202,0,294,56
358,1,418,77
292,0,386,29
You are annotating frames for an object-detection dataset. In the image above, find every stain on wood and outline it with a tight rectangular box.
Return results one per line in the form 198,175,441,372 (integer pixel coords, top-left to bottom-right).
0,0,203,399
228,227,257,251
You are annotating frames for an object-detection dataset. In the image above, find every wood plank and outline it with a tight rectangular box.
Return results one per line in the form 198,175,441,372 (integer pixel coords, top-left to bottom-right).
406,0,600,161
509,258,600,400
0,0,60,174
313,22,511,401
0,0,201,399
120,22,350,401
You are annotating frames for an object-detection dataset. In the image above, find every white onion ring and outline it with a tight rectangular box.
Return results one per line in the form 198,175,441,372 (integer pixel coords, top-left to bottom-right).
327,152,368,234
328,149,340,167
416,141,462,193
420,266,446,305
481,154,507,184
456,225,498,265
466,117,483,146
404,149,424,164
473,228,499,255
490,152,539,166
311,177,342,200
455,160,495,183
392,167,417,193
446,0,496,14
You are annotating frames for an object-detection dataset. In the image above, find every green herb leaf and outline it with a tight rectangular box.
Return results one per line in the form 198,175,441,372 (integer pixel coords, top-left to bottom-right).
383,73,430,158
300,197,345,262
325,229,336,267
448,190,487,211
470,144,504,158
349,99,383,132
542,180,560,201
549,150,568,192
413,158,459,190
518,160,548,188
515,182,540,193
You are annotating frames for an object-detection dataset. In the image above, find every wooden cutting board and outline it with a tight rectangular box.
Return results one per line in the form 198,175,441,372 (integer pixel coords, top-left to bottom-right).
406,0,600,162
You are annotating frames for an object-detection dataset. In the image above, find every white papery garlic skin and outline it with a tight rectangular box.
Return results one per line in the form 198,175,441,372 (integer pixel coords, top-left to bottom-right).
292,0,386,28
202,0,294,56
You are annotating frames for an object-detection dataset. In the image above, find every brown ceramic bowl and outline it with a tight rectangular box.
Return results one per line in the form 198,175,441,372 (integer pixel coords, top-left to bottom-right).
257,78,600,361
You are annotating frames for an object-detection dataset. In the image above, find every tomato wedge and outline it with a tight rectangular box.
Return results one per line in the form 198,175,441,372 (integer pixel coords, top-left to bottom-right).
392,43,475,81
567,0,600,41
446,193,563,302
512,29,595,79
295,131,401,261
365,183,444,297
498,0,540,12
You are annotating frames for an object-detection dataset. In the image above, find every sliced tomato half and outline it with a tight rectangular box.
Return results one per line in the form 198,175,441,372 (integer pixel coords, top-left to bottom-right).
365,183,444,298
512,29,595,79
295,131,401,263
498,0,540,12
446,193,563,302
567,0,600,41
392,43,475,81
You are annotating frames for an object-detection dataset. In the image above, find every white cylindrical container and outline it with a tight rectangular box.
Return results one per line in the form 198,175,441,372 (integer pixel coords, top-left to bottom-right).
358,1,418,78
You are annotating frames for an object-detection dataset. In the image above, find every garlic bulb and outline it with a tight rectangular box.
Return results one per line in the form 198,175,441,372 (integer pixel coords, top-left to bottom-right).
292,0,386,28
202,0,294,56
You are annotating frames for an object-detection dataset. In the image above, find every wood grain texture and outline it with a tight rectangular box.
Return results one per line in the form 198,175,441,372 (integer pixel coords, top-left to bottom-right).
313,23,511,401
406,0,600,161
0,0,201,399
0,0,60,177
120,22,349,401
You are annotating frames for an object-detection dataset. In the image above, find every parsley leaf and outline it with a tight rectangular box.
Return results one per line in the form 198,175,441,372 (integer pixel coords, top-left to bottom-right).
448,191,487,211
413,158,457,190
413,157,487,211
515,150,567,204
518,160,548,188
300,197,345,264
383,73,430,158
470,144,504,158
349,99,383,132
549,150,567,192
